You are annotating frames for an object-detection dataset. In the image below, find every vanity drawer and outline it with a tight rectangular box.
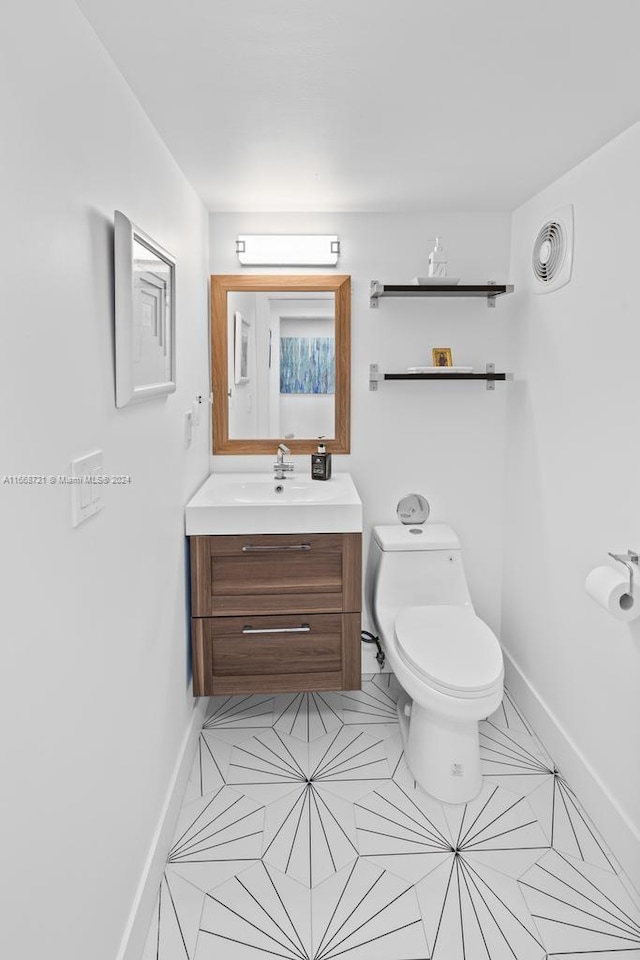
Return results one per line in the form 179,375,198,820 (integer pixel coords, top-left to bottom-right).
190,533,361,617
193,613,357,695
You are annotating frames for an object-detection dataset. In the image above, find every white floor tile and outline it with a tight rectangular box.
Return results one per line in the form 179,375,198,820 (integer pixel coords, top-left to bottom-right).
204,694,275,731
354,779,452,883
182,732,233,805
416,854,546,959
141,871,207,960
526,771,620,873
273,691,343,742
480,717,555,796
312,859,430,959
332,678,400,725
441,780,549,878
262,782,359,888
167,786,264,893
144,674,638,960
307,725,391,801
519,849,640,956
225,728,309,804
196,861,311,960
488,688,534,736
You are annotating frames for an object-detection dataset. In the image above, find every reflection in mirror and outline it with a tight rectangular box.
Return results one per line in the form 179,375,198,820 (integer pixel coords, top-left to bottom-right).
228,291,335,441
132,238,173,390
211,275,350,455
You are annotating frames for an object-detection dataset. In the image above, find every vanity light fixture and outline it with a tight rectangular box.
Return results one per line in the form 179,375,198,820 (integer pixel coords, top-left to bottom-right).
235,234,340,266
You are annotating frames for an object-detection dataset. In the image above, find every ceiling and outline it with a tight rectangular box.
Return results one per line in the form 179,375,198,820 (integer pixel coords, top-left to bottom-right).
77,0,640,213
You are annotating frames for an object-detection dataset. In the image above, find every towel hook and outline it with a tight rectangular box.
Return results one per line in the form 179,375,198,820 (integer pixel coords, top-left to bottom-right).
608,550,639,597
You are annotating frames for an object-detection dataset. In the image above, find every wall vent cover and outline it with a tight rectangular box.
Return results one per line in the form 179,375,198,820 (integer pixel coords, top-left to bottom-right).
532,204,574,293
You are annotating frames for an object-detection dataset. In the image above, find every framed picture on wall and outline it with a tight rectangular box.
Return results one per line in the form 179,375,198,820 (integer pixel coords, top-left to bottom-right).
114,210,176,408
234,311,250,384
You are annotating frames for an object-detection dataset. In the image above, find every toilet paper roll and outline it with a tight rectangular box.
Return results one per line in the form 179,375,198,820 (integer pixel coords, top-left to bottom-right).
585,565,640,622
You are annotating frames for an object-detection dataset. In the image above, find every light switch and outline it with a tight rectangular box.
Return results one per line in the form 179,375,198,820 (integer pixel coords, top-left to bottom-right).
71,451,103,527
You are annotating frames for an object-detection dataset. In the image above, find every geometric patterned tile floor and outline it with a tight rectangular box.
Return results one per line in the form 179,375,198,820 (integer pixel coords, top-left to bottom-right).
142,674,640,959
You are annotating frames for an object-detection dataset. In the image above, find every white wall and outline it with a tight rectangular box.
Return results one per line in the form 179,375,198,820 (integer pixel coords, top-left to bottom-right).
0,3,210,959
504,123,640,890
209,213,512,642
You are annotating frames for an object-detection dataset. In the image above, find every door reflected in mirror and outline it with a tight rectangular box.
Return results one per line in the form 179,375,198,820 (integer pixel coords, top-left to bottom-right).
211,275,350,454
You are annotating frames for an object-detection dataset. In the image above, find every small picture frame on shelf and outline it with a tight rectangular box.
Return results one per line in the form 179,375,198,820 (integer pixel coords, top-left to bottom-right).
432,347,453,367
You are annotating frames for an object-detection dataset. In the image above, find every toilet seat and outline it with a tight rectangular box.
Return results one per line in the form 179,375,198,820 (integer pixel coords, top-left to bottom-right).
395,605,503,699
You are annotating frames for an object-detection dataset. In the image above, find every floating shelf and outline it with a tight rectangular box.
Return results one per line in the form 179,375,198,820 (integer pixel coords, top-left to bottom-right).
369,280,514,308
369,363,512,391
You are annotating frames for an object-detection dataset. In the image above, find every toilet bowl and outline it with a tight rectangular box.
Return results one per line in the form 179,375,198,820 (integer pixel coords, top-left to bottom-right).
367,524,504,804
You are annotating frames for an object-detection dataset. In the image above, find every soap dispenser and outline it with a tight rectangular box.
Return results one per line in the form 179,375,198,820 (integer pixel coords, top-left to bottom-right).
311,437,332,481
428,236,448,278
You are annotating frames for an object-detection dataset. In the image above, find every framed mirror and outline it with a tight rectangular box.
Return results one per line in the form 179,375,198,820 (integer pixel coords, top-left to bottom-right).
211,275,350,454
114,210,176,407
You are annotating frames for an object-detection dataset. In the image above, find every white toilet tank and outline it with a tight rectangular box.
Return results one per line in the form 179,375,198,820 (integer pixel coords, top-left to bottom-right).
367,523,473,634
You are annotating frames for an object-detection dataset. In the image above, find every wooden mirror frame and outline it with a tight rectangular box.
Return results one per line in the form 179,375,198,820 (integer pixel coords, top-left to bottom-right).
211,275,351,454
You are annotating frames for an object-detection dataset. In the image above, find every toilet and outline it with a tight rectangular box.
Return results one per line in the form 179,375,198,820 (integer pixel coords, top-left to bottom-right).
367,523,504,804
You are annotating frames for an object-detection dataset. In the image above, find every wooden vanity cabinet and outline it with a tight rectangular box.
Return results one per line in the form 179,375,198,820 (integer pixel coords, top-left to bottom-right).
189,533,362,696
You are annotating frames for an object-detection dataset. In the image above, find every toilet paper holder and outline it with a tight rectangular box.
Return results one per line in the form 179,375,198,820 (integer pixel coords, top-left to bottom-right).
608,550,639,597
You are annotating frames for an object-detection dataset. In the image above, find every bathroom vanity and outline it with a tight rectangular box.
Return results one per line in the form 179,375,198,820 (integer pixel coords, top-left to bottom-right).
186,473,362,696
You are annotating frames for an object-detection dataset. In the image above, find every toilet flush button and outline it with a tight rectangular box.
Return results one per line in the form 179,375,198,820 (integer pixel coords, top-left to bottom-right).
409,528,423,535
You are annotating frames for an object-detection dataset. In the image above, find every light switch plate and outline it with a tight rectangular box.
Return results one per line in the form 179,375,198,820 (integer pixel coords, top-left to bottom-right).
71,451,103,527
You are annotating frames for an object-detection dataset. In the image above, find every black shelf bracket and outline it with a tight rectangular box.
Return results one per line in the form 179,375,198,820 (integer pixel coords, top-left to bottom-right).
369,362,511,392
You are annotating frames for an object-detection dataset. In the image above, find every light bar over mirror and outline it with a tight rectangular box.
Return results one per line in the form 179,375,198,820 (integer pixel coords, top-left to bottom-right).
236,235,340,266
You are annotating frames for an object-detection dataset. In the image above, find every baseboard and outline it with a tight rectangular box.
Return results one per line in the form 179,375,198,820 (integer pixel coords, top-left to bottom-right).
503,648,640,895
115,697,208,960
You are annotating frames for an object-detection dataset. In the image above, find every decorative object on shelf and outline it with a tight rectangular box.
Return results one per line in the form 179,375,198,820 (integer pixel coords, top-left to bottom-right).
411,276,460,285
235,235,340,266
113,210,176,407
432,347,453,367
369,362,510,392
428,236,447,278
369,280,513,308
234,311,250,384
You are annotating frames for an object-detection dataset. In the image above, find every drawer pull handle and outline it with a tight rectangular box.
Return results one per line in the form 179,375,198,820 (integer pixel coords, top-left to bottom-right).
242,624,311,635
241,543,311,553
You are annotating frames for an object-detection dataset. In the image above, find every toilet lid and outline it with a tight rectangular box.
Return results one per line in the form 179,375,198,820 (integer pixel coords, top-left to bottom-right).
395,605,503,697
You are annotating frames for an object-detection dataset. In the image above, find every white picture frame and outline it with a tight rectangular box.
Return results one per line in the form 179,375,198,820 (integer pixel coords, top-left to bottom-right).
234,311,250,384
114,210,176,407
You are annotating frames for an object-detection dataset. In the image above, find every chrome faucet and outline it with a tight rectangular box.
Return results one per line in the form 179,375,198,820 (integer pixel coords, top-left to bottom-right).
273,443,294,479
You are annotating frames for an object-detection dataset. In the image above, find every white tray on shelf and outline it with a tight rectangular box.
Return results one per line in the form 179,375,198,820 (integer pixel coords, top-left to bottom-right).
407,366,474,373
410,277,460,285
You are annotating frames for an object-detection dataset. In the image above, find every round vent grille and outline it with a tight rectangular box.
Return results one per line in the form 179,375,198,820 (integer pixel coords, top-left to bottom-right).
532,220,566,283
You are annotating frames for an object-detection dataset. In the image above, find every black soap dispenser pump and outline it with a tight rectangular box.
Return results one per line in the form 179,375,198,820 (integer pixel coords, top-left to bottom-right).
311,436,332,481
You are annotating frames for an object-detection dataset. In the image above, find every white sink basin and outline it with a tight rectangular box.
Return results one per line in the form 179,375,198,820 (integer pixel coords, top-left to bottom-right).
185,472,362,535
214,478,339,505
